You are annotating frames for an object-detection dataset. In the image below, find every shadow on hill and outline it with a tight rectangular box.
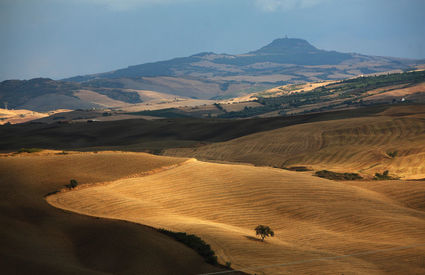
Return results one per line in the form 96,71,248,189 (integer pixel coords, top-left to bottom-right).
0,104,399,153
245,236,264,242
0,153,226,274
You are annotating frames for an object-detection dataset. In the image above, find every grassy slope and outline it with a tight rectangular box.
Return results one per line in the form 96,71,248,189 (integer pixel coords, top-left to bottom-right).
0,108,49,125
47,158,425,274
0,151,225,275
165,105,425,179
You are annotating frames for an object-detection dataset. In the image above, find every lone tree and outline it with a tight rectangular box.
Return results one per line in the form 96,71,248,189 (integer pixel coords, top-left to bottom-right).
66,179,78,189
255,225,274,241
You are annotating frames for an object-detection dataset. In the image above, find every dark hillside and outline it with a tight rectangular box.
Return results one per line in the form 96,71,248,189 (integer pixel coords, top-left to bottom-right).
0,104,410,153
0,78,142,111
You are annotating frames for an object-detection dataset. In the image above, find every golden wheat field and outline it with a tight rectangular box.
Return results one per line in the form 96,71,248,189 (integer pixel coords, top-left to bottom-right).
47,157,425,274
4,104,425,274
165,106,425,180
0,108,69,125
0,151,230,274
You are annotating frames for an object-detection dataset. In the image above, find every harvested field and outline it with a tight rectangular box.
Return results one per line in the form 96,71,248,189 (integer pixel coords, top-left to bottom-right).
48,157,425,274
0,151,224,274
165,106,425,179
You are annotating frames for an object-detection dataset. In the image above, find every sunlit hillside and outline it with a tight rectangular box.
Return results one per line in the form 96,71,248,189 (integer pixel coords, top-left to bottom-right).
165,105,425,180
0,108,69,125
47,157,425,274
0,151,227,274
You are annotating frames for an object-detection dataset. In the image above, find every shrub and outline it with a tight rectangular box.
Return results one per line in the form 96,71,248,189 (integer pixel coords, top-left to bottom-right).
284,166,312,172
374,170,397,180
315,170,363,180
225,261,232,269
213,103,225,112
17,148,43,153
387,151,398,158
157,228,217,264
66,179,78,189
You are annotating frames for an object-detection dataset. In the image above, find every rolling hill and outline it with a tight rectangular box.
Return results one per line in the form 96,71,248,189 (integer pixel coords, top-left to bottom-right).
131,70,425,119
165,105,425,180
1,103,424,180
0,104,407,152
46,155,425,274
1,101,425,274
0,108,67,125
0,151,227,274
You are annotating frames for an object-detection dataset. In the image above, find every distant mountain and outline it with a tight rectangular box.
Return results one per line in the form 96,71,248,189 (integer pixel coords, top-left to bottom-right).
64,37,416,78
68,38,354,81
62,38,421,99
1,38,423,111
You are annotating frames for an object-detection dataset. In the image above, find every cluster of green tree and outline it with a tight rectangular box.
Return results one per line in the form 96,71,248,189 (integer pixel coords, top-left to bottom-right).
218,106,273,118
337,70,425,89
218,90,337,118
16,148,43,153
94,89,142,104
315,170,363,180
217,70,425,119
82,79,125,88
0,78,78,108
258,88,333,107
157,228,217,264
317,70,424,103
0,77,145,108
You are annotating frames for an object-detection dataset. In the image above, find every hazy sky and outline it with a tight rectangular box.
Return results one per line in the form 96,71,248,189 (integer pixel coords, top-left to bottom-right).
1,0,424,80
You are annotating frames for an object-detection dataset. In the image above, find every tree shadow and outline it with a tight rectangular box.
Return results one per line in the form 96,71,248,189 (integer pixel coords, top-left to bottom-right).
245,235,263,242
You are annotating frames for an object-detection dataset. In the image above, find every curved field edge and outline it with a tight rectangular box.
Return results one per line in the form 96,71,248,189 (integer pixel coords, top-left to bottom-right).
0,151,228,275
46,158,425,275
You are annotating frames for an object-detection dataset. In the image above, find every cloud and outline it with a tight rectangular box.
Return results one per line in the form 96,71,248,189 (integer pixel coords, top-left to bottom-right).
92,0,172,10
57,0,333,12
72,0,194,11
254,0,331,12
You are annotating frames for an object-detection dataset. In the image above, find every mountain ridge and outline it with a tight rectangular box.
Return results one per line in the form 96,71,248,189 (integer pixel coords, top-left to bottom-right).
1,38,424,111
63,38,417,83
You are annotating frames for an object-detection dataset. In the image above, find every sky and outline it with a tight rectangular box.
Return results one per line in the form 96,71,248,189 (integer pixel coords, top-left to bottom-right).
1,0,424,81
